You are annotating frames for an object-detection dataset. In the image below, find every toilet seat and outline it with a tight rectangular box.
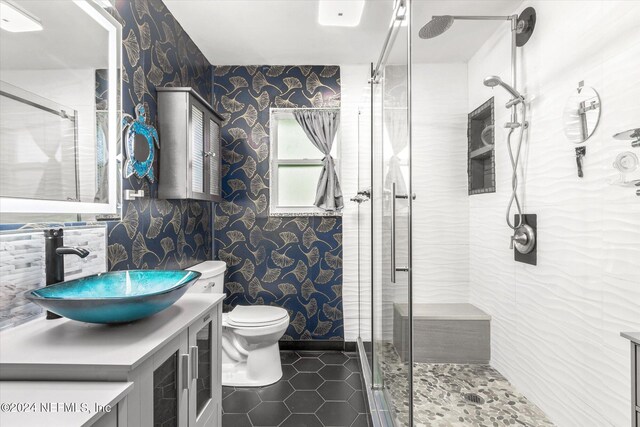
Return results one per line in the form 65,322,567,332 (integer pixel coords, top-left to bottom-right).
226,305,288,328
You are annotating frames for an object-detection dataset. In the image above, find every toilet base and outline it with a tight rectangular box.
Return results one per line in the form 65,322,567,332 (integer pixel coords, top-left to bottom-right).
222,342,283,387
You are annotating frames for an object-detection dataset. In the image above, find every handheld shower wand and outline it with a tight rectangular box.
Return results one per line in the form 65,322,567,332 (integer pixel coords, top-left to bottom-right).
484,75,532,252
483,75,523,103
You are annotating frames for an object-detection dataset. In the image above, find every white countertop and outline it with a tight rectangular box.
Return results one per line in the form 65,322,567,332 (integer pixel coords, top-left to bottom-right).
0,294,224,380
621,332,640,345
0,381,133,427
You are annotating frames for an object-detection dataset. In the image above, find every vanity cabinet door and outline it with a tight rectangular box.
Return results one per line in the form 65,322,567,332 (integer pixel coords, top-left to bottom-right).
150,333,189,427
188,308,221,427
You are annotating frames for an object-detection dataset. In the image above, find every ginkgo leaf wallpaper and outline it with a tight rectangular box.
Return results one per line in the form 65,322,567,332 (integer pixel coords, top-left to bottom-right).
213,66,344,341
106,0,213,271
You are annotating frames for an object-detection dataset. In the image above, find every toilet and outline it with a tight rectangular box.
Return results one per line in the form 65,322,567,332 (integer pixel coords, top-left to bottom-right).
187,261,290,387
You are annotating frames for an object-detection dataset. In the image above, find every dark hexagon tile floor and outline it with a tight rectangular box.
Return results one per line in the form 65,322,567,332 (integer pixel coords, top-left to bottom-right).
222,351,371,427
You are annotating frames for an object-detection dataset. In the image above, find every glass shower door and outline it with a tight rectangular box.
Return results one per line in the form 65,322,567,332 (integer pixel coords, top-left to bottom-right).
370,1,412,425
357,102,373,374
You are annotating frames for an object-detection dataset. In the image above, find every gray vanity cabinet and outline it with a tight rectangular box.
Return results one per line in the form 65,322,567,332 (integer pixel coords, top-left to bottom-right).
0,295,224,427
188,315,220,427
635,342,639,427
148,308,221,427
157,87,223,202
622,332,640,427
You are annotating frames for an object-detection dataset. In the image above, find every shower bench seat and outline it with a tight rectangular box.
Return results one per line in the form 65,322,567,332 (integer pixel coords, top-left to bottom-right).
393,303,491,364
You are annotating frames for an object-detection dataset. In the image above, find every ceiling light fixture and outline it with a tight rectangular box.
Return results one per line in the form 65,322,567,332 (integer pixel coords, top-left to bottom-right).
319,0,365,27
0,0,43,32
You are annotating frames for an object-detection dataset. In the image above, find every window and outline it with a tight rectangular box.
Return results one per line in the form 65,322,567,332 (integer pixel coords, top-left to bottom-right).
269,108,340,216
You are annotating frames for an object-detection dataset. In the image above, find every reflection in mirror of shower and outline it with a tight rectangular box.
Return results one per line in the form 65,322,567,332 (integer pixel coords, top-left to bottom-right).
481,124,494,147
0,82,80,203
562,83,601,144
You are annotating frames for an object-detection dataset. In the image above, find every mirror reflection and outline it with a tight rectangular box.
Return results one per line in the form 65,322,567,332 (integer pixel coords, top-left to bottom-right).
133,134,151,163
562,86,601,144
0,0,112,203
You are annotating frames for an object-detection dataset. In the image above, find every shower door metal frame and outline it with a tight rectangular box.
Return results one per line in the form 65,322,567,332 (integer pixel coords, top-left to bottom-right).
364,0,414,425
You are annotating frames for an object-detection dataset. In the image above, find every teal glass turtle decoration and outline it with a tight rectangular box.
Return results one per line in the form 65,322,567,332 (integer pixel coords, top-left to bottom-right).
122,104,160,183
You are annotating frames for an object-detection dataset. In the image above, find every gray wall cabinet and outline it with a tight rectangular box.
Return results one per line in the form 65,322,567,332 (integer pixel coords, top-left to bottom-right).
157,88,223,202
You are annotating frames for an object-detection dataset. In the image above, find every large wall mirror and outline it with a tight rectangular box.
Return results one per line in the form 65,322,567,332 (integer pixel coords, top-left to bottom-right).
0,0,121,222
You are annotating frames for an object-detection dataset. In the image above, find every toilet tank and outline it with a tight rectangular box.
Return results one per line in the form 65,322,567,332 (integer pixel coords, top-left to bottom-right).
186,261,227,293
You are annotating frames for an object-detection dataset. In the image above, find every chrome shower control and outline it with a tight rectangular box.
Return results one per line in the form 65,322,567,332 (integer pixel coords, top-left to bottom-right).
511,224,536,254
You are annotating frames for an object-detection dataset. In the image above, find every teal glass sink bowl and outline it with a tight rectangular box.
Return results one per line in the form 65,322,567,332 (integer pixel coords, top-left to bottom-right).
26,270,201,324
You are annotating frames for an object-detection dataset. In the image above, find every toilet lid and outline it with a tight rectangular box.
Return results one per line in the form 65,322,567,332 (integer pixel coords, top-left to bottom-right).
227,305,288,326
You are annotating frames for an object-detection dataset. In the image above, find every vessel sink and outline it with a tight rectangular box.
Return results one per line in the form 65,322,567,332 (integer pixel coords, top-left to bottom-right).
26,270,201,324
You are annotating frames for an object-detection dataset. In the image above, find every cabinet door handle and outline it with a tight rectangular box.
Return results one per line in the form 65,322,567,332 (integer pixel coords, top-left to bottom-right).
190,345,199,381
181,353,190,390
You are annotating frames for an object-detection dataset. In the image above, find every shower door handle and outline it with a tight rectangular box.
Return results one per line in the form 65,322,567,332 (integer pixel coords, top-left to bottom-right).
391,183,412,284
391,183,396,283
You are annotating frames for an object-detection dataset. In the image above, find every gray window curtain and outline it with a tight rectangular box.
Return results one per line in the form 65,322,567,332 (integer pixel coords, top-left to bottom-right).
293,109,343,211
384,109,408,195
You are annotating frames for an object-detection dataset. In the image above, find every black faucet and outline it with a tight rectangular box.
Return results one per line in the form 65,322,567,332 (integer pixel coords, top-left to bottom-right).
44,229,90,319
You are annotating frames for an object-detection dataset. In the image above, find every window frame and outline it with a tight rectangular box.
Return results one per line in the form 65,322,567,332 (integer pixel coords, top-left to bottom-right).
269,108,341,217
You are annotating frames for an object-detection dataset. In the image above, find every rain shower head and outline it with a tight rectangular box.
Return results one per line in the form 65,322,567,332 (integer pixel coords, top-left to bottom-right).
419,15,454,39
483,75,523,100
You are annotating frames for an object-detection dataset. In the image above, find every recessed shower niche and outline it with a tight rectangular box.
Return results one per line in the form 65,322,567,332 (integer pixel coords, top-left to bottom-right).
468,98,496,195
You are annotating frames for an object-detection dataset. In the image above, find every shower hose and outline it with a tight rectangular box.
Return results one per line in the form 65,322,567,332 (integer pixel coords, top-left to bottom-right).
506,101,527,231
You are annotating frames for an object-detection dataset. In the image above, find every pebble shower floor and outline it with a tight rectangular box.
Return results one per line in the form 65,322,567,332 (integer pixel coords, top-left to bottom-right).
379,343,554,426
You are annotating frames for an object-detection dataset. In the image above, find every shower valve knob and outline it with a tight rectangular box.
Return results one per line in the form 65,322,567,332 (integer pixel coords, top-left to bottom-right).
510,234,526,249
511,224,536,254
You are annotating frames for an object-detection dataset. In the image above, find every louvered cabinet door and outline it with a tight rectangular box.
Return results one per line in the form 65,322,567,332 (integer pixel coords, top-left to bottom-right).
206,117,221,200
188,98,208,201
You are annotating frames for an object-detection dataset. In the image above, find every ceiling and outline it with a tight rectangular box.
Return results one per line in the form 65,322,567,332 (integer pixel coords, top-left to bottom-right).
164,0,522,66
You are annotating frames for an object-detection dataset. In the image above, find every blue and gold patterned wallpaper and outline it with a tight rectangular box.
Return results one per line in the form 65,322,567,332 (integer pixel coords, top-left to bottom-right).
213,66,344,341
106,0,213,270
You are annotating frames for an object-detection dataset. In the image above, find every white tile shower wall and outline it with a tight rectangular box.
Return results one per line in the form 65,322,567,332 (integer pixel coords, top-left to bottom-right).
412,63,470,304
467,1,640,426
341,64,372,342
0,226,107,329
